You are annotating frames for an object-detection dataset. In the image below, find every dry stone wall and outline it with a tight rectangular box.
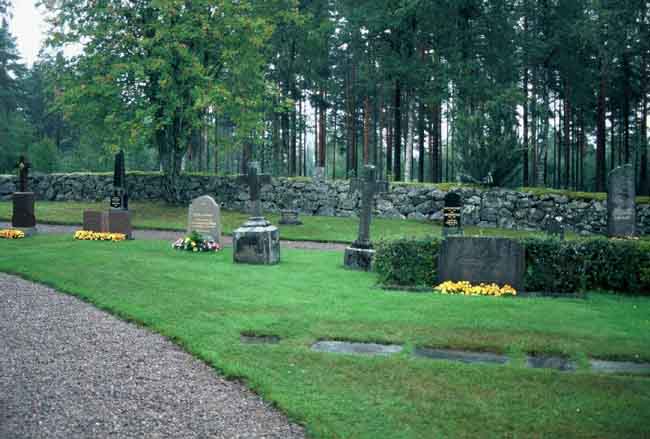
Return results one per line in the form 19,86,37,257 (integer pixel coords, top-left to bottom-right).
1,173,649,235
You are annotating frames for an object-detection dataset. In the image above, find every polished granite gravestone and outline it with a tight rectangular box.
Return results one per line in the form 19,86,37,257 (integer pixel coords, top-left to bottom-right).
442,192,463,237
607,164,636,237
438,237,525,292
544,216,565,240
11,156,37,235
108,210,133,239
233,162,280,265
83,210,109,233
187,195,221,243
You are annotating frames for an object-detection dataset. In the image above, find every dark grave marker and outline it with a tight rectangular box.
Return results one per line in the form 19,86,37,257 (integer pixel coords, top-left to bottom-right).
442,192,463,237
108,210,133,239
438,237,525,292
11,155,37,234
544,216,565,240
83,210,109,233
111,150,129,210
607,164,636,237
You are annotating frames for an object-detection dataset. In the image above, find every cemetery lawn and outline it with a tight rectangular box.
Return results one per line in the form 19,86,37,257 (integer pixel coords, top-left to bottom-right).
1,235,649,438
0,200,569,243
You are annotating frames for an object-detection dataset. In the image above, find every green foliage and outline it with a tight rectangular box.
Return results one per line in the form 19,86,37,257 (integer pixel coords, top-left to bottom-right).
523,238,650,295
375,237,441,287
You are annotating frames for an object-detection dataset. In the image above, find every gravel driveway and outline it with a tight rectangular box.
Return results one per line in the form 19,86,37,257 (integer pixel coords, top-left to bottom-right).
0,273,305,439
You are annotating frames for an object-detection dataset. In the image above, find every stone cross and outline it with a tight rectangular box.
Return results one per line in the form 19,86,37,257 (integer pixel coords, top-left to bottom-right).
353,165,387,249
237,162,272,218
17,155,31,192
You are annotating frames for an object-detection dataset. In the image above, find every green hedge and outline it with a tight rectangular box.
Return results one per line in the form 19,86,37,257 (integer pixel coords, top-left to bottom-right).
375,237,441,288
375,236,650,295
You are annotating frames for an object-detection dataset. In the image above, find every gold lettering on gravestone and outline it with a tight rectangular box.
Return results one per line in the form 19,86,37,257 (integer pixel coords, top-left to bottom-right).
443,207,461,227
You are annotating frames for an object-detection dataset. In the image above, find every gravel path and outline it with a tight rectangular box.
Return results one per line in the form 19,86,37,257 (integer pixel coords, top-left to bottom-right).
0,273,306,439
0,221,347,251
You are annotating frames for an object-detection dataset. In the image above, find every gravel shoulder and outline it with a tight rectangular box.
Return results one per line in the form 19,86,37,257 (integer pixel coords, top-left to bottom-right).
0,221,347,251
0,273,305,439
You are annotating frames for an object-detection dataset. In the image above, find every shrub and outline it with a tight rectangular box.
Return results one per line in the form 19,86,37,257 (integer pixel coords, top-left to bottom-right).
376,235,650,295
374,237,441,287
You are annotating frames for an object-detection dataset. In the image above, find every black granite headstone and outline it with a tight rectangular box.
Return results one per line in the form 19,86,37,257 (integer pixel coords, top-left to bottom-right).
442,192,463,237
438,237,525,292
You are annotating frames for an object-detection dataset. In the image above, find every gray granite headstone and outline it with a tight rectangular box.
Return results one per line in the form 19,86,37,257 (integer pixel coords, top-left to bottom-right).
438,237,525,291
607,164,636,237
188,195,221,243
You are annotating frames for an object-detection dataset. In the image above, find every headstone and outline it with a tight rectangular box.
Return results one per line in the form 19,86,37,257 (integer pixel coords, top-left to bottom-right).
607,164,636,237
83,211,109,233
442,192,463,237
11,155,37,235
344,165,388,271
187,195,221,243
438,237,525,292
108,210,133,239
544,216,565,240
233,162,280,265
111,150,129,210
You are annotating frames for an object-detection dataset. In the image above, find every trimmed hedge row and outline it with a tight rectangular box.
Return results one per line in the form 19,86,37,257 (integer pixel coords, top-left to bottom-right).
375,236,650,295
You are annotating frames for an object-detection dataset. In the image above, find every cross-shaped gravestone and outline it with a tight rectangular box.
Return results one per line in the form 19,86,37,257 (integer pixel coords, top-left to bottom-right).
237,162,272,218
17,155,31,192
352,165,387,249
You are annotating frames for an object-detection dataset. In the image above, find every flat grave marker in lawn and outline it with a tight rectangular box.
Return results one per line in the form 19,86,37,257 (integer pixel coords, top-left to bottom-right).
526,354,576,372
344,165,388,271
438,237,525,292
413,347,509,365
607,164,636,237
311,341,403,356
233,162,280,265
188,195,221,244
442,192,463,237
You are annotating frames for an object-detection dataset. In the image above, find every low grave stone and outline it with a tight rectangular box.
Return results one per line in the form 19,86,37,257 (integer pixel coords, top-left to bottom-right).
438,237,525,292
311,341,403,356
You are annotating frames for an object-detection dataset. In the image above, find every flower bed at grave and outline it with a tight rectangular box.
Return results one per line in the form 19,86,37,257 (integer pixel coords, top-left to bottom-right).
435,281,517,297
0,229,25,239
74,230,127,241
172,231,221,253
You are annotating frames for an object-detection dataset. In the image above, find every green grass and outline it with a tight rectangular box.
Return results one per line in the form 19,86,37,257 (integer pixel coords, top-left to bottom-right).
0,200,575,243
1,235,649,438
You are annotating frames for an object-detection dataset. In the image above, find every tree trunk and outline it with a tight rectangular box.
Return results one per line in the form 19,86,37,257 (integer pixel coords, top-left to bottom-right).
405,94,413,182
318,87,327,168
563,84,571,189
363,95,370,165
393,79,402,181
596,68,607,192
418,99,425,182
523,65,529,186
